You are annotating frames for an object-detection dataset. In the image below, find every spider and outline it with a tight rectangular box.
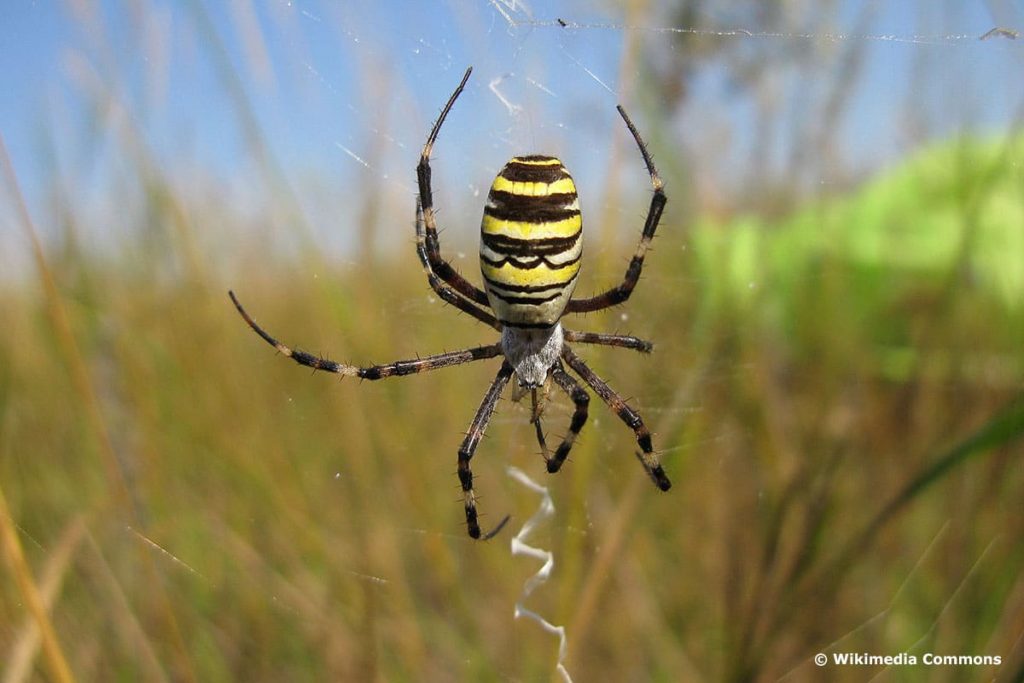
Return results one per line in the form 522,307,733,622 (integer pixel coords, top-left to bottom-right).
229,66,671,539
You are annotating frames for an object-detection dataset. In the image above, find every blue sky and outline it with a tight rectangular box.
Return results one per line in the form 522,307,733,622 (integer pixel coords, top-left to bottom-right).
1,1,1022,271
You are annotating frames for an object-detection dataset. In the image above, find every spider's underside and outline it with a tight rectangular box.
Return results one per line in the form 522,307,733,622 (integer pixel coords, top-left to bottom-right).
229,66,670,539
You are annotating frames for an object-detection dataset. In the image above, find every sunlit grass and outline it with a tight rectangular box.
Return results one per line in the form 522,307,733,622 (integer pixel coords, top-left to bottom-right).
2,119,1023,681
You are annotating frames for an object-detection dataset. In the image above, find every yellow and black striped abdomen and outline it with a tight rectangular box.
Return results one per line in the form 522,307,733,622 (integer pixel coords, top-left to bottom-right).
480,156,582,327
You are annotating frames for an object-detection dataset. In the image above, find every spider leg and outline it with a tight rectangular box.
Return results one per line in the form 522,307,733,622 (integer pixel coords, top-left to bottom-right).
416,66,491,309
563,329,653,353
545,362,590,474
561,345,671,490
530,387,551,461
416,199,499,330
459,361,514,539
566,105,666,314
229,291,502,378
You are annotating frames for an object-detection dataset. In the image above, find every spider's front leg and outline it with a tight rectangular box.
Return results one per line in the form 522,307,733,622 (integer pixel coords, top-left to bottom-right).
544,363,590,474
458,361,514,538
529,386,552,461
229,291,502,378
561,346,671,491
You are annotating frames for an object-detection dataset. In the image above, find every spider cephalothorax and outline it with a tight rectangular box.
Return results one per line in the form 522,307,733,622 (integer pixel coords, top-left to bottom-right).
230,66,671,539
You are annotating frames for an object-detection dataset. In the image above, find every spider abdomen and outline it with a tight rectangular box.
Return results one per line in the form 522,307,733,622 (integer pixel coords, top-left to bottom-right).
480,155,581,328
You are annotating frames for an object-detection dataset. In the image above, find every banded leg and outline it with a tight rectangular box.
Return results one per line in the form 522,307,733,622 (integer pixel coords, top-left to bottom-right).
567,105,666,313
545,363,590,474
563,329,653,353
530,387,551,461
416,199,499,330
459,361,514,538
561,346,671,490
416,66,491,308
230,291,502,378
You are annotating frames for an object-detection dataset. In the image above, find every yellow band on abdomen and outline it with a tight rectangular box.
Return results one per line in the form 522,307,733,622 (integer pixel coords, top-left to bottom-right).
480,155,583,326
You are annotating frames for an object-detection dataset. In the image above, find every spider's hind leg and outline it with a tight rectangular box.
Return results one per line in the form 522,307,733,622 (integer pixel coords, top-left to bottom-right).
415,67,493,313
566,105,666,314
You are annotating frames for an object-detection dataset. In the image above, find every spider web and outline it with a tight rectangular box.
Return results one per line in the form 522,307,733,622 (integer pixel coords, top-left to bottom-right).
3,1,1023,680
273,4,1023,679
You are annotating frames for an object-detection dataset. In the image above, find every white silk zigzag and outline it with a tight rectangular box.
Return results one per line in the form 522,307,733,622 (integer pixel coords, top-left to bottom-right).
507,465,572,683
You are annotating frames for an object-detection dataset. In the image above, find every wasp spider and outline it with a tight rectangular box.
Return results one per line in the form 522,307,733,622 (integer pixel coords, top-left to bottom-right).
229,67,670,539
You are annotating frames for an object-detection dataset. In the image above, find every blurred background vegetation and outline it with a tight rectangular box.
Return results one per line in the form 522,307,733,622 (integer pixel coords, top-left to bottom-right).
1,1,1023,681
